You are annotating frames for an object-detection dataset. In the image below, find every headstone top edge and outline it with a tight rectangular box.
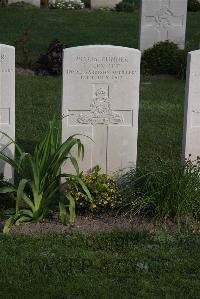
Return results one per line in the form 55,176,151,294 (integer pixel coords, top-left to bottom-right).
63,45,141,54
0,44,15,50
188,49,200,56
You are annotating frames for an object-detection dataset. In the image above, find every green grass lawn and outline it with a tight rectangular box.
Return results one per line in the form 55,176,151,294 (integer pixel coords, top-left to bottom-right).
0,7,140,65
138,78,185,166
0,231,199,299
0,7,199,65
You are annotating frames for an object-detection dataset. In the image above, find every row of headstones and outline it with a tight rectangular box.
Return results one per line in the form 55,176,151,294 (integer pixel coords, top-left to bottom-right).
102,0,189,53
0,43,200,182
7,0,188,52
94,0,200,9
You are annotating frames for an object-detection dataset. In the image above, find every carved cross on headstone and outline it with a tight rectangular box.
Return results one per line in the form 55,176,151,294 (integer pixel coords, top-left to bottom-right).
139,0,187,51
62,45,140,174
67,84,133,173
145,0,184,41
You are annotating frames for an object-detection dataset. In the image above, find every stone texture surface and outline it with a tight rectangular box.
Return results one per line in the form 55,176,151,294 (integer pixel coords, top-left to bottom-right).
0,45,15,182
62,45,141,174
139,0,187,52
91,0,121,9
182,50,200,162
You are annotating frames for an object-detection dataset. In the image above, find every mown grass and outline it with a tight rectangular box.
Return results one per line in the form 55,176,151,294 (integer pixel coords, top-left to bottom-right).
0,7,199,65
16,75,61,152
0,231,199,299
0,7,139,65
138,78,185,166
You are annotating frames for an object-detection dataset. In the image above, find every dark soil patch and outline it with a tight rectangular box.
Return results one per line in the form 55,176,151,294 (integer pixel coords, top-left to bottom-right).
0,213,189,235
16,66,35,76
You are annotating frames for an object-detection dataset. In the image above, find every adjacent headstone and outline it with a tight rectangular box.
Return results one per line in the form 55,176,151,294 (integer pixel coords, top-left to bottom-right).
91,0,121,9
62,45,141,174
0,45,15,182
8,0,40,7
139,0,187,52
182,50,200,162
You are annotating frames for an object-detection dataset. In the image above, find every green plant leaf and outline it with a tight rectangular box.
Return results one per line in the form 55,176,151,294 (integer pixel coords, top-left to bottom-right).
0,152,20,171
18,152,32,174
0,186,16,193
21,193,35,211
77,140,84,160
59,201,67,225
16,179,29,213
15,216,32,225
70,156,80,175
0,117,88,227
66,192,75,224
76,177,93,203
3,215,17,234
0,130,24,155
19,209,34,218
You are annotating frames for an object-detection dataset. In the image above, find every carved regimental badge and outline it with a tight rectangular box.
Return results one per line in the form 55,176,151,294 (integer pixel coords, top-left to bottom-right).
77,88,124,125
155,7,173,28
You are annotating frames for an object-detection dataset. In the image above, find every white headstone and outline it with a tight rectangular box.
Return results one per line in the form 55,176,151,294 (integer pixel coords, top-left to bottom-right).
182,50,200,162
0,45,15,182
8,0,40,7
139,0,187,52
91,0,121,9
62,45,141,174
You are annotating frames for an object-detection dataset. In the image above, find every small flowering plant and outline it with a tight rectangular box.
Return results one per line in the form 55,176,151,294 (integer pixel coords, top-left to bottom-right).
68,165,122,211
50,0,85,9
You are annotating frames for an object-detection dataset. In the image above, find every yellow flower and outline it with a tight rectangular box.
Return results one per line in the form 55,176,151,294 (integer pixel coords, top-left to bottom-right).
90,203,97,209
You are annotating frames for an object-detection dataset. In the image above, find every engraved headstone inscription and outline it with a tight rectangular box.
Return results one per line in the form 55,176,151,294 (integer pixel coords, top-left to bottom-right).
139,0,187,52
182,50,200,162
0,44,15,182
91,0,121,9
62,46,141,174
